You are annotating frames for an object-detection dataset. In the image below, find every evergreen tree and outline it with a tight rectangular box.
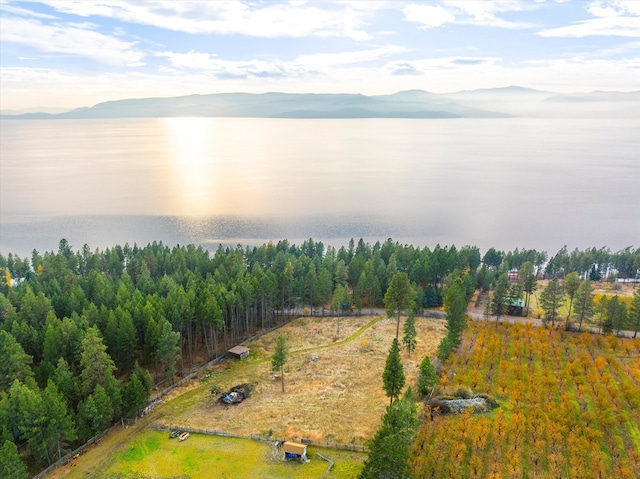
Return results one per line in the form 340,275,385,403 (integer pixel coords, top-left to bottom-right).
443,279,467,349
402,310,417,358
563,272,581,329
518,261,537,315
573,279,595,332
417,356,438,397
271,334,288,393
490,274,509,326
602,295,627,335
0,330,34,393
384,273,417,339
382,338,405,404
0,440,28,479
42,380,77,462
358,389,418,479
630,287,640,338
436,335,454,362
156,318,180,384
80,327,116,396
540,278,564,326
331,284,349,334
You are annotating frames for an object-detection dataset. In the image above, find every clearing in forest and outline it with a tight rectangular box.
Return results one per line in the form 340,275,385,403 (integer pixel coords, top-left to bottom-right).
156,314,446,444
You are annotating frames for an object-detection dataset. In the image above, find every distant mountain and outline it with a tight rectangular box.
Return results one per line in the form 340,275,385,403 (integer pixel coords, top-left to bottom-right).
1,87,638,120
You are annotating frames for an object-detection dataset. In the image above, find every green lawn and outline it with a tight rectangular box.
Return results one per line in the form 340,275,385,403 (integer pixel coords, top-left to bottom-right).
93,429,364,479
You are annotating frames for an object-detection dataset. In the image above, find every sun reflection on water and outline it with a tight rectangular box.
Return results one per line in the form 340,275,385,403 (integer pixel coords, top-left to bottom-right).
165,117,215,216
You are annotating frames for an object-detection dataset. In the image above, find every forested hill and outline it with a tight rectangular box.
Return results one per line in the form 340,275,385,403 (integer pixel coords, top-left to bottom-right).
0,238,639,474
2,87,639,119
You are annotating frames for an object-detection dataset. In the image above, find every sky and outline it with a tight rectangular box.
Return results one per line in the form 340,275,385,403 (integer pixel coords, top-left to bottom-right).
1,0,639,111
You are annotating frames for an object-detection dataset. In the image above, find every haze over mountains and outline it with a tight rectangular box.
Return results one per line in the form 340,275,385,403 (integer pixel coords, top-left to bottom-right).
2,86,639,119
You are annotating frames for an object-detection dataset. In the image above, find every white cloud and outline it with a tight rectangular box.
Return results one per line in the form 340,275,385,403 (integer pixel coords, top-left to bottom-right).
404,1,534,30
539,16,640,37
0,16,145,65
296,46,408,67
158,45,407,79
403,4,455,28
587,0,640,17
540,0,640,37
32,0,376,40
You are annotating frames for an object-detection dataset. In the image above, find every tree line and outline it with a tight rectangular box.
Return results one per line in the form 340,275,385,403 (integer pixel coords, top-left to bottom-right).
0,238,638,474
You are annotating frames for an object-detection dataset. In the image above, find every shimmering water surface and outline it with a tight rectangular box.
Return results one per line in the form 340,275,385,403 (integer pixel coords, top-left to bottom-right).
1,118,638,257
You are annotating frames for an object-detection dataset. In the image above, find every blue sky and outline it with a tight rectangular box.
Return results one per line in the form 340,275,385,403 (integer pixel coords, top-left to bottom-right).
1,0,639,110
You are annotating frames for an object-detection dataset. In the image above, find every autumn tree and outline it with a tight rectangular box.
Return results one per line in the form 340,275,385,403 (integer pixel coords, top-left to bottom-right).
271,334,288,393
383,338,405,404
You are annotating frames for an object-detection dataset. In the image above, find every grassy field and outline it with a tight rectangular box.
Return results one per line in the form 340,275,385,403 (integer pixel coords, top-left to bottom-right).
411,321,640,478
81,429,365,479
156,314,446,444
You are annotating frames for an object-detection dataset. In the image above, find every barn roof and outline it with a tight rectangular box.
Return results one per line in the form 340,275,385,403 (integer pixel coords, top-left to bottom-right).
228,345,249,355
282,441,307,455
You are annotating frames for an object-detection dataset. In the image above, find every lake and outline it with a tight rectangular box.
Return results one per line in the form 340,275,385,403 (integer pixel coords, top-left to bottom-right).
1,118,638,258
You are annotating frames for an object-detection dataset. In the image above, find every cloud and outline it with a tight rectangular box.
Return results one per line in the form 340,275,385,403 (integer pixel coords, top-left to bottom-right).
539,16,640,37
403,1,535,30
539,0,640,37
389,62,423,76
157,51,309,79
0,16,145,66
32,0,377,40
295,46,408,67
403,4,455,28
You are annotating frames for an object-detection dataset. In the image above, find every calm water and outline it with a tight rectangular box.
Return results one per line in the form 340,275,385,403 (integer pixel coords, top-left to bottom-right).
1,118,639,258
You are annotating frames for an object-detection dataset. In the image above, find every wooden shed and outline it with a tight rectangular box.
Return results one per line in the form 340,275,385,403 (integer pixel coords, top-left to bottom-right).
282,441,308,462
505,298,525,316
228,345,250,360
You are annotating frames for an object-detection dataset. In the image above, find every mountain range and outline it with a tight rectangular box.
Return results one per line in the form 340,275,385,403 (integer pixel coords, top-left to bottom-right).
2,86,639,120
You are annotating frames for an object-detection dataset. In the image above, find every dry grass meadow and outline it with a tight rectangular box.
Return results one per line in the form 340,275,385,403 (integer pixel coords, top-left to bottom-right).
155,314,446,445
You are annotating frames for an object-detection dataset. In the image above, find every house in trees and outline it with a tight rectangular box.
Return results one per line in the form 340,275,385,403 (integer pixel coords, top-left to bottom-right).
228,345,250,360
508,271,519,283
505,298,525,316
282,441,309,462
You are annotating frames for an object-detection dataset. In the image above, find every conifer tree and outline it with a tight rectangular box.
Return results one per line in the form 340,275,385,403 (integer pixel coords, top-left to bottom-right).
540,278,564,326
271,334,288,393
573,279,595,332
402,309,417,358
417,356,438,397
0,440,28,479
359,388,418,479
383,338,405,404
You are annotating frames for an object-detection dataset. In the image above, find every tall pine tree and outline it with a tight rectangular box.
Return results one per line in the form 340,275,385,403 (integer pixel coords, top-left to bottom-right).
382,338,405,404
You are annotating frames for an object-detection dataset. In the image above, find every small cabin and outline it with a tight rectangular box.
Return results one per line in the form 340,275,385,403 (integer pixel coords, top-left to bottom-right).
228,345,250,360
505,298,525,316
282,441,308,462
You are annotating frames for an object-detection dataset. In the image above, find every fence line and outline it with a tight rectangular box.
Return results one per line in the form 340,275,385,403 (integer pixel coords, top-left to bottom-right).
32,423,121,479
149,422,368,453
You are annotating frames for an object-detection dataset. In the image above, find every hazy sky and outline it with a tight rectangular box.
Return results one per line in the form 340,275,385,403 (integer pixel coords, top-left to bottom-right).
1,0,639,110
